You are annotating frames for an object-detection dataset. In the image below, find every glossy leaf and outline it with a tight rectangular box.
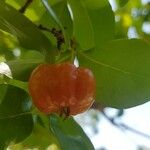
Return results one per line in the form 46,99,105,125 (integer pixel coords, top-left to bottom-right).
42,2,72,31
41,0,63,28
7,55,44,81
82,0,115,48
53,1,73,43
6,0,45,22
23,123,56,149
0,1,51,52
78,39,150,108
117,0,129,7
39,0,73,53
0,85,33,149
20,50,45,60
0,74,28,92
22,114,59,149
0,85,7,105
41,0,70,48
49,114,95,150
0,31,17,60
6,0,64,22
67,0,95,50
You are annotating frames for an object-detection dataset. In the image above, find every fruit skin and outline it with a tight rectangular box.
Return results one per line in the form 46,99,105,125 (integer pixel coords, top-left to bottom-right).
28,63,95,116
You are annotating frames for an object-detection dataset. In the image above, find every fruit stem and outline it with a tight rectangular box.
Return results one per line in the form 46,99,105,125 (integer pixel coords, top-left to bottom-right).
59,106,70,120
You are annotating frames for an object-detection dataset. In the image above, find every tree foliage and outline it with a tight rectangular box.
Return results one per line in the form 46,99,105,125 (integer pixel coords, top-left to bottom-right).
0,0,150,149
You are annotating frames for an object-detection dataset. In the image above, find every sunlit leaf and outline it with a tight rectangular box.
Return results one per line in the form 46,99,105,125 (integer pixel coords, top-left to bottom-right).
0,1,51,52
0,85,33,149
78,39,150,108
117,0,129,7
23,123,56,149
41,0,70,48
0,74,28,92
40,0,73,50
82,0,115,48
7,58,44,81
49,114,95,150
67,0,94,50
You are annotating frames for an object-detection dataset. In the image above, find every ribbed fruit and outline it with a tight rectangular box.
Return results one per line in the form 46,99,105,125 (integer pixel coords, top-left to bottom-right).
28,63,95,116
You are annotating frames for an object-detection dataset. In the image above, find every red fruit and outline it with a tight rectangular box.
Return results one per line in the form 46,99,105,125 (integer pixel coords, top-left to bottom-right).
28,63,95,116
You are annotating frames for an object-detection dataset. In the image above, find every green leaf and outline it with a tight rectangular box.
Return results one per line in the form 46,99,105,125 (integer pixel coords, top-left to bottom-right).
0,85,7,104
82,0,115,48
23,123,55,149
78,39,150,108
117,0,129,7
40,0,73,49
0,31,17,60
22,114,59,149
7,57,44,81
0,74,28,92
53,1,73,43
20,50,45,60
6,0,64,22
0,1,51,52
49,114,94,150
67,0,95,50
0,85,33,149
41,0,63,28
41,0,70,48
6,0,45,22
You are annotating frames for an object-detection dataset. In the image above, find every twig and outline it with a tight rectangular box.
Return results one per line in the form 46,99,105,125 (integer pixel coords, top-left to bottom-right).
38,24,52,33
19,0,33,13
38,24,65,50
91,102,105,111
91,102,150,139
102,110,150,139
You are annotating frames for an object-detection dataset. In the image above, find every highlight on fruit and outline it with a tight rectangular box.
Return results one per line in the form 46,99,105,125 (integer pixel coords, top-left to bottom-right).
28,63,95,117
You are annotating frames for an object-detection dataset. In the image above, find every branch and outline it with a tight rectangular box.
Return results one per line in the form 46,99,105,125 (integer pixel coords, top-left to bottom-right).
38,24,65,50
102,110,150,139
38,24,52,33
91,102,105,111
19,0,33,13
91,102,150,139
